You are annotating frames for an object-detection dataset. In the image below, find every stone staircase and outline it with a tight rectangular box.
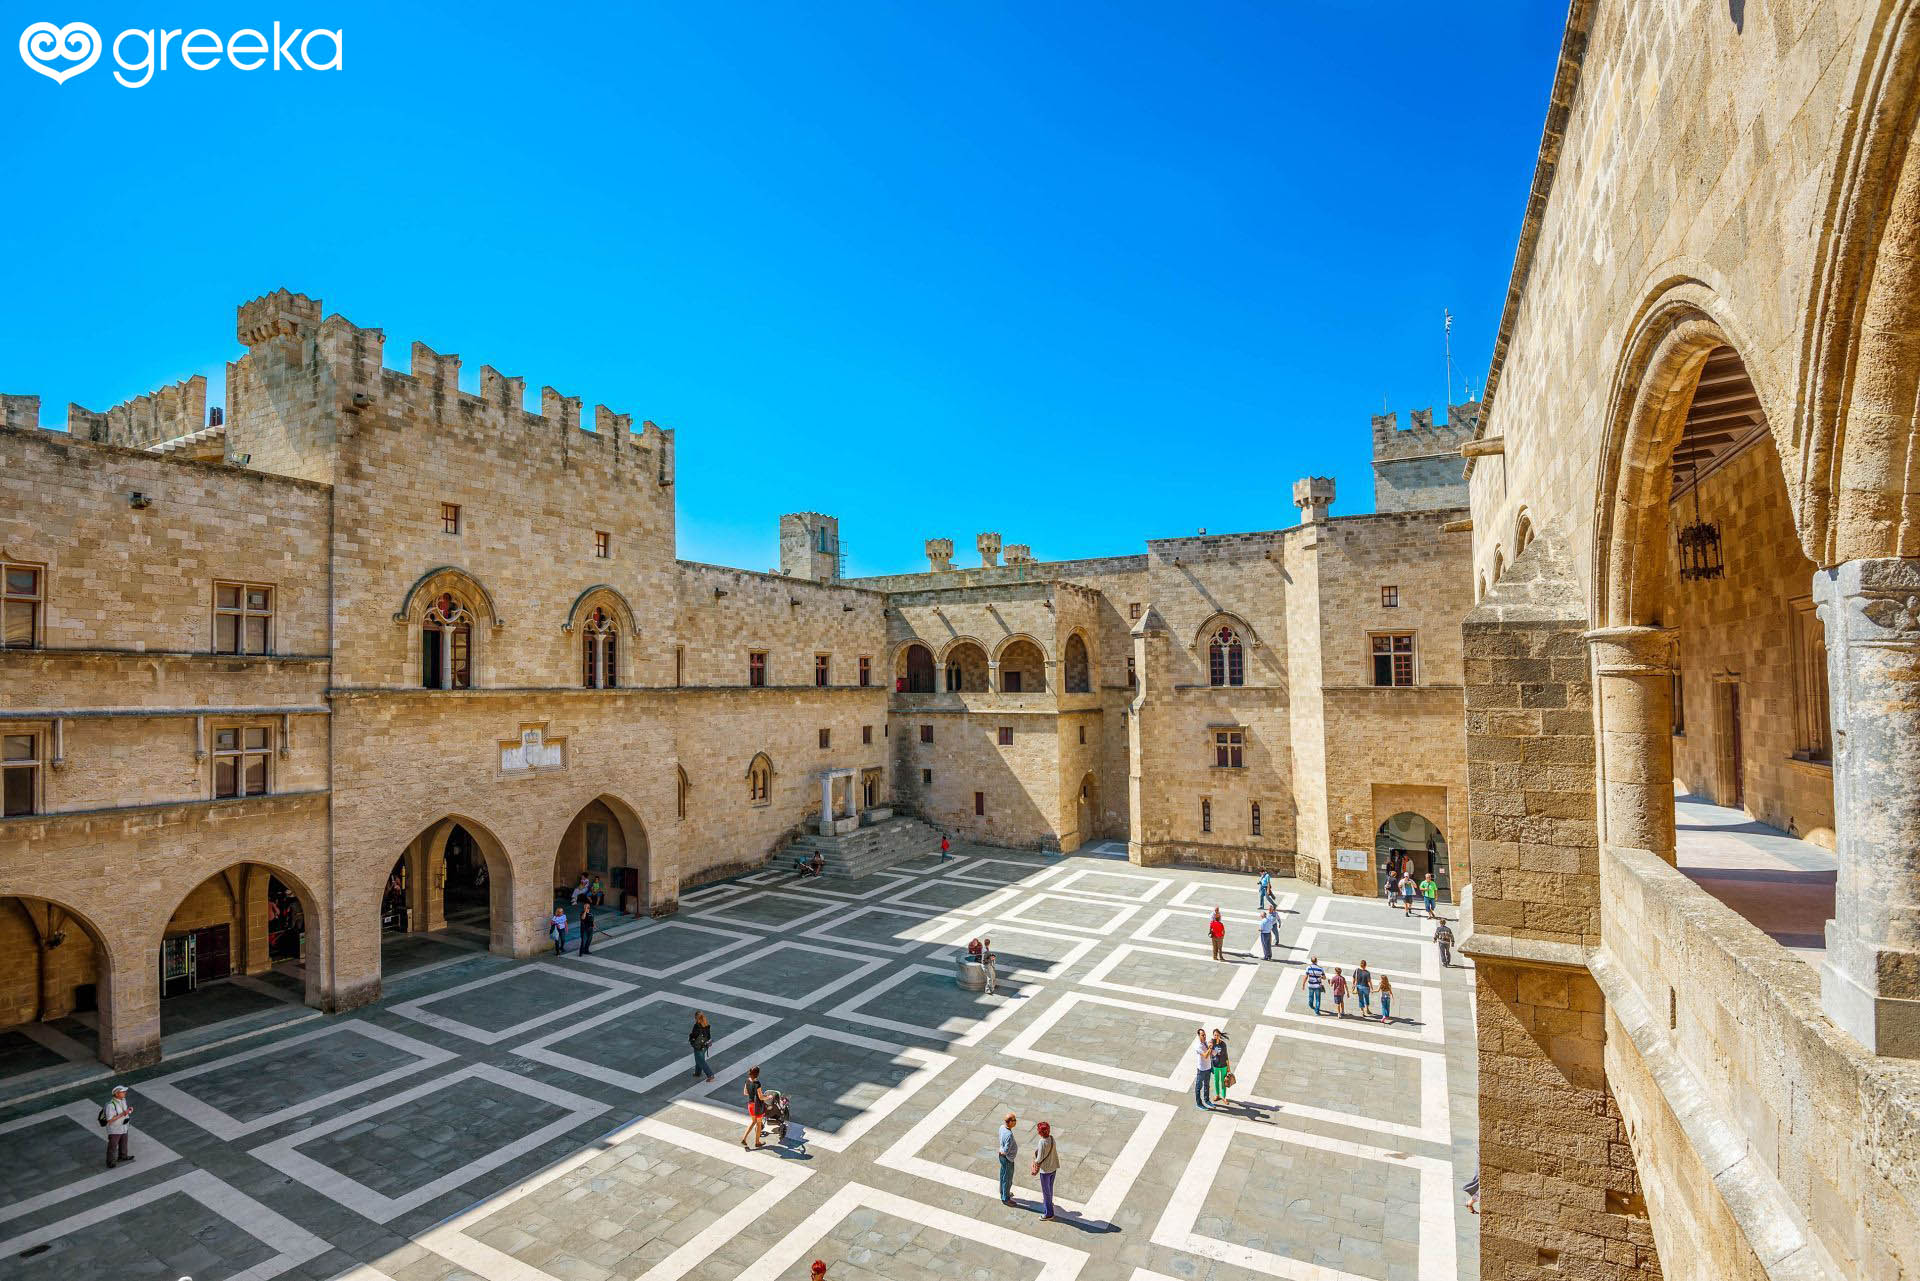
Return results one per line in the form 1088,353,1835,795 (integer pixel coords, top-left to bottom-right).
778,814,944,880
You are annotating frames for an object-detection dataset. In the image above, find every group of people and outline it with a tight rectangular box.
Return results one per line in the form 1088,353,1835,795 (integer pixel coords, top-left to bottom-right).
1190,1028,1234,1108
548,902,597,955
1389,869,1442,918
966,936,1000,994
997,1111,1062,1220
1300,955,1396,1021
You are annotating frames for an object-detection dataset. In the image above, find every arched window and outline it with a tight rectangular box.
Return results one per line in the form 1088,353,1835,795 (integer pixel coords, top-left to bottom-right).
422,592,474,689
676,766,689,820
1208,627,1244,687
581,607,618,689
1064,633,1091,693
747,754,773,806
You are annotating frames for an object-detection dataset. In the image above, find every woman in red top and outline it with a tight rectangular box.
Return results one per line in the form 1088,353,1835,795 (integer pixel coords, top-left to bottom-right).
1208,909,1226,960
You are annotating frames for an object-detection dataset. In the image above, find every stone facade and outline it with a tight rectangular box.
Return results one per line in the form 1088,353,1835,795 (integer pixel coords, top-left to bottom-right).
0,293,1478,1078
1372,401,1478,513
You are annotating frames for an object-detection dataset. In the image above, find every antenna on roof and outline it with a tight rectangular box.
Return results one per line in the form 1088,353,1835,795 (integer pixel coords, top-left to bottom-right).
1444,308,1457,408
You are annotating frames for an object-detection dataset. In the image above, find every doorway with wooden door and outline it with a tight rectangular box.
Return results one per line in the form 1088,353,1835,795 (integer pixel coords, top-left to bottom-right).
1715,679,1745,810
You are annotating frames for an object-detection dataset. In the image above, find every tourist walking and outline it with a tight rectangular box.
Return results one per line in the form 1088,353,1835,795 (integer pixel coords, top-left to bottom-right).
1257,905,1277,959
1354,960,1373,1016
577,903,596,955
1465,1169,1480,1214
1032,1120,1059,1220
940,834,952,861
1329,966,1348,1017
1209,1030,1232,1104
99,1085,133,1168
741,1066,767,1149
1257,870,1275,913
1192,1030,1214,1108
548,907,568,955
1208,909,1226,961
1400,873,1417,916
1378,974,1394,1023
689,1011,715,1082
1303,955,1326,1015
998,1113,1019,1204
1434,917,1456,968
982,947,999,996
1420,874,1440,918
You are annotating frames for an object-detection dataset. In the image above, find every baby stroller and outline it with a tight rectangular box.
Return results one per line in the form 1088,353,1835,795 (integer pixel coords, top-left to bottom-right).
762,1090,795,1146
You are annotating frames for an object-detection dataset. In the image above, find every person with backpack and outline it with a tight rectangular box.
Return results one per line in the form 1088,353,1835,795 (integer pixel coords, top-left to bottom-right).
99,1085,134,1168
1434,918,1456,968
689,1011,715,1082
548,907,568,955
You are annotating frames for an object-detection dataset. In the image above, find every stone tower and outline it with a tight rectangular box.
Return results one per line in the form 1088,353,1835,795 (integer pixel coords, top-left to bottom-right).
925,538,954,572
779,512,840,582
1293,476,1335,524
1370,402,1478,512
977,532,1002,567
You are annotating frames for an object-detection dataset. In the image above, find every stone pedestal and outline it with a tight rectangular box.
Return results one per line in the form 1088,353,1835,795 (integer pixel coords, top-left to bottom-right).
1586,626,1678,860
1816,556,1920,1056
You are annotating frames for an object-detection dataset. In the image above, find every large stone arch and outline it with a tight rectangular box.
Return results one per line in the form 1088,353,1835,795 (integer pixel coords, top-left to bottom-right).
1797,0,1920,567
0,893,122,1067
382,811,519,965
938,636,991,691
1062,629,1093,693
149,858,329,1024
894,640,936,692
992,634,1049,692
549,791,652,915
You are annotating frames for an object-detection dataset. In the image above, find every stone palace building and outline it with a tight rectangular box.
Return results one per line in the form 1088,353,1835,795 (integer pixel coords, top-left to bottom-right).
0,287,1477,1076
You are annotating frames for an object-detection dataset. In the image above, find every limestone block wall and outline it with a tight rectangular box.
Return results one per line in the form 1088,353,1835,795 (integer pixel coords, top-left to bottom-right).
1370,403,1477,514
675,562,885,689
20,711,330,814
225,290,338,486
1667,437,1834,844
1321,688,1469,896
890,704,1065,849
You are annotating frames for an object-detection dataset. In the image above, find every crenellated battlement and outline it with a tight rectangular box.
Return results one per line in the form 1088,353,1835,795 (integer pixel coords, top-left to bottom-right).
68,374,210,449
1370,400,1481,461
221,290,676,489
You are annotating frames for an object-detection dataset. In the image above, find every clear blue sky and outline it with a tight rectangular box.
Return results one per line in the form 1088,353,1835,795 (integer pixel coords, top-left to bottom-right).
3,2,1564,574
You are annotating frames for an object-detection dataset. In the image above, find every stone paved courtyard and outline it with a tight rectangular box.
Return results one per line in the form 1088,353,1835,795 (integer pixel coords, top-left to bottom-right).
0,846,1478,1281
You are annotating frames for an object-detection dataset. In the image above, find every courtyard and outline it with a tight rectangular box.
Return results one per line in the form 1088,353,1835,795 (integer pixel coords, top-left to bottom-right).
0,844,1476,1281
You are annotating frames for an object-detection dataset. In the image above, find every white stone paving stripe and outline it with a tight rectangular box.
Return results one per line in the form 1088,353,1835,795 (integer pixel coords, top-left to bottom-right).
1001,990,1235,1091
920,916,1101,982
881,877,1020,915
681,939,891,1010
1263,973,1446,1044
1292,924,1444,982
874,1061,1176,1227
387,960,632,1044
510,991,779,1096
996,892,1142,937
1232,1022,1453,1145
247,1063,608,1223
138,1020,458,1141
798,902,950,954
1078,942,1261,1011
580,916,759,977
1045,867,1175,903
731,1180,1089,1281
684,888,851,935
823,961,1039,1047
0,1099,185,1226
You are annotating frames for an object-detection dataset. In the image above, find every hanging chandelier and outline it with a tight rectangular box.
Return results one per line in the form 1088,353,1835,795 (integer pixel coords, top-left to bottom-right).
1675,408,1724,582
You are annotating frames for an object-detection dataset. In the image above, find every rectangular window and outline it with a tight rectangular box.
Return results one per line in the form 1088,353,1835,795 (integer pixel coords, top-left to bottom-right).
749,651,767,687
1201,798,1212,834
921,768,932,785
213,726,271,799
214,581,274,655
1790,598,1831,761
858,656,872,687
1127,656,1136,689
1250,801,1262,836
974,791,985,816
1371,633,1416,687
1381,585,1400,608
441,502,461,534
1214,729,1244,768
1078,725,1086,745
1129,602,1142,620
862,725,873,745
2,733,37,816
675,646,685,687
1003,671,1023,693
2,563,42,649
920,724,933,744
997,727,1013,746
819,728,831,749
815,654,830,687
594,530,611,559
1672,672,1686,737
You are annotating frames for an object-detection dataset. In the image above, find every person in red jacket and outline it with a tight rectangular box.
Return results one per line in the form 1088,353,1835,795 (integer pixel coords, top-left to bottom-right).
1208,909,1226,961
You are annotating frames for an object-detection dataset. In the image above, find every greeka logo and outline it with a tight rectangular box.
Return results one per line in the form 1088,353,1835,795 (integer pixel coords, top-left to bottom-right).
19,18,342,87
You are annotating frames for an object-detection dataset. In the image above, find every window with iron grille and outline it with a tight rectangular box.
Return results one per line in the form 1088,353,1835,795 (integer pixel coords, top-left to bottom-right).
1250,801,1262,836
1201,798,1212,834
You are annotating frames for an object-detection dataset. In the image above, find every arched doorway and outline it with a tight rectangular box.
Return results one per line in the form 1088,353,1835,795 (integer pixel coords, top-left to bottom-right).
382,816,515,976
1076,771,1098,848
898,643,935,693
551,796,650,928
0,896,114,1067
943,640,989,692
157,864,322,1038
997,637,1047,693
1375,812,1449,896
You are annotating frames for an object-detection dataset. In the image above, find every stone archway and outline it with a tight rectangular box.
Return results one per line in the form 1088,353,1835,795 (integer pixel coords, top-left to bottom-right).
995,636,1048,693
153,862,326,1037
942,639,989,692
551,794,651,920
897,642,936,693
0,895,117,1067
1063,632,1092,693
1374,812,1450,895
390,814,516,964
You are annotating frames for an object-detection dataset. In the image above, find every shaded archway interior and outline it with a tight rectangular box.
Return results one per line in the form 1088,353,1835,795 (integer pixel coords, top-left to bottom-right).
0,895,114,1069
158,863,323,1039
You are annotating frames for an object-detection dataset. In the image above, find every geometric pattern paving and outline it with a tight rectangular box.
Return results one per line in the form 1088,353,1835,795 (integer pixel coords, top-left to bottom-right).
0,843,1479,1280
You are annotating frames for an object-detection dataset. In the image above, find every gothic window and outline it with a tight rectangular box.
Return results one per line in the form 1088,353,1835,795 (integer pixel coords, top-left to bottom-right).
1790,598,1831,762
2,733,37,816
676,765,689,820
1208,627,1244,687
213,726,271,799
747,753,772,805
422,593,474,689
581,606,617,689
214,582,273,654
1371,633,1416,687
3,563,42,649
1213,729,1244,768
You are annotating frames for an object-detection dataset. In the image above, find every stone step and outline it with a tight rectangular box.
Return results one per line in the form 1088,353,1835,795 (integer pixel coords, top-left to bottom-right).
776,816,943,879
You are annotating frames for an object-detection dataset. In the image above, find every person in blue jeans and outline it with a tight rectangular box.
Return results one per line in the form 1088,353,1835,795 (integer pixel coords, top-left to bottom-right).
1353,961,1373,1016
1192,1030,1214,1108
1258,907,1277,959
688,1012,715,1082
997,1113,1019,1204
1257,870,1276,913
1303,956,1326,1015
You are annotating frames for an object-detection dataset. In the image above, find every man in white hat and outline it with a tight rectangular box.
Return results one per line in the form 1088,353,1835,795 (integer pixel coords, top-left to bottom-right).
100,1085,134,1168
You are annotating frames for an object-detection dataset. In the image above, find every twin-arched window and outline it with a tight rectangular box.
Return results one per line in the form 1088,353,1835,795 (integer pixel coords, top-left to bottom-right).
581,607,618,689
747,754,773,806
1208,627,1244,687
422,593,474,689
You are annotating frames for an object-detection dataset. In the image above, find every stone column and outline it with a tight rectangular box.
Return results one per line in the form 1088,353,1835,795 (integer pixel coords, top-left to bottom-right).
1816,557,1920,1056
987,661,1000,693
820,774,834,832
1586,626,1677,860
